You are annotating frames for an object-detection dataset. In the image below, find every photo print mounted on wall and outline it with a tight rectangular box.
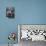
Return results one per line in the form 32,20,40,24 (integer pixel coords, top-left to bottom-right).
6,7,15,18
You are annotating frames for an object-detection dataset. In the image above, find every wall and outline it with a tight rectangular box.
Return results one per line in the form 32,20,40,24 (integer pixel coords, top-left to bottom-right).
16,0,46,24
0,0,46,44
0,0,17,44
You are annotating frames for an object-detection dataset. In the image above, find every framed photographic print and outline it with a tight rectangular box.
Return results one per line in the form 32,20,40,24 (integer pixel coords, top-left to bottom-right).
6,7,15,18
